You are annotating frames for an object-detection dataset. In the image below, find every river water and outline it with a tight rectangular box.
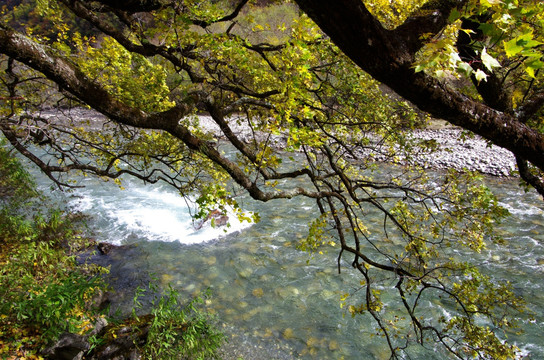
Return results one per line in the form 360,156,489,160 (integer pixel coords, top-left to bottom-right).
34,163,544,359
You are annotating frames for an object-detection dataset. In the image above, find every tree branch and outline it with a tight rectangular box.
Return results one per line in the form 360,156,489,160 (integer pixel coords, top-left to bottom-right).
189,0,250,28
60,0,205,82
0,27,326,202
516,155,544,198
294,0,544,173
395,0,469,55
517,91,544,123
89,0,164,13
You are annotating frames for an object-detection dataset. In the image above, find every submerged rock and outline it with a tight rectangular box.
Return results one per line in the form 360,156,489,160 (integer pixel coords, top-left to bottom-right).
97,242,118,255
252,287,264,298
282,328,294,340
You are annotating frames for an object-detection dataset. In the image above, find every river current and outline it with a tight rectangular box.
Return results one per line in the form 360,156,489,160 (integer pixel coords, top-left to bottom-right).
33,164,544,359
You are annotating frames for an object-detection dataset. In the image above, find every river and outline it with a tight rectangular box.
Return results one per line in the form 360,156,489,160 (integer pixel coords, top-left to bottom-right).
33,162,544,359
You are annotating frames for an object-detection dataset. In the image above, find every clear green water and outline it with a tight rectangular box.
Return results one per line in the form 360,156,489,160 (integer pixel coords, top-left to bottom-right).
40,169,544,359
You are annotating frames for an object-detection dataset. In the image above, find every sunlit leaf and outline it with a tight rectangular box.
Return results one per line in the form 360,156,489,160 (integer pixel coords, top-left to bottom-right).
481,47,501,72
474,69,488,82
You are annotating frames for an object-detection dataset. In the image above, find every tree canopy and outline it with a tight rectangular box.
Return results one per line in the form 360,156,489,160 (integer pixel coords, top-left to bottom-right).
1,0,542,358
295,0,544,197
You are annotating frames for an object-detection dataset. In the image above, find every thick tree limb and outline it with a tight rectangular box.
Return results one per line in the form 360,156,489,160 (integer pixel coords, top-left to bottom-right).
294,0,544,173
396,0,468,55
0,27,186,130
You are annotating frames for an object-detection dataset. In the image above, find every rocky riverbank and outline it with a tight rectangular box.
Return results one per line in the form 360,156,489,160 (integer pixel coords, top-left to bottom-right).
41,108,517,177
196,115,516,177
404,127,516,177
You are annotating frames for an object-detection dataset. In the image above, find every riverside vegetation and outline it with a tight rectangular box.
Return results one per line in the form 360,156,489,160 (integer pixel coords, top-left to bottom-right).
0,141,224,359
1,0,544,359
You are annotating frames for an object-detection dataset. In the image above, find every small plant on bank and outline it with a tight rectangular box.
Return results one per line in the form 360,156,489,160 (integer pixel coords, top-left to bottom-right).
132,283,224,360
0,139,106,357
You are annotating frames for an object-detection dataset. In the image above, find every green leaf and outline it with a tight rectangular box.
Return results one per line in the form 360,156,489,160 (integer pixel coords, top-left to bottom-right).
457,61,473,75
478,23,495,36
448,8,461,23
504,32,544,57
503,37,523,57
481,0,502,6
414,64,426,73
525,59,544,78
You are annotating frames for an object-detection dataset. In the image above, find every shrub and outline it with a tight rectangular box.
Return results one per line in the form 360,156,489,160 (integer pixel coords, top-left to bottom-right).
131,284,225,360
0,139,105,357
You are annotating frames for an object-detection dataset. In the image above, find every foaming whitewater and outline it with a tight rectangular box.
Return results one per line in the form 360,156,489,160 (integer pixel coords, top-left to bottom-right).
500,199,544,216
65,177,253,245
